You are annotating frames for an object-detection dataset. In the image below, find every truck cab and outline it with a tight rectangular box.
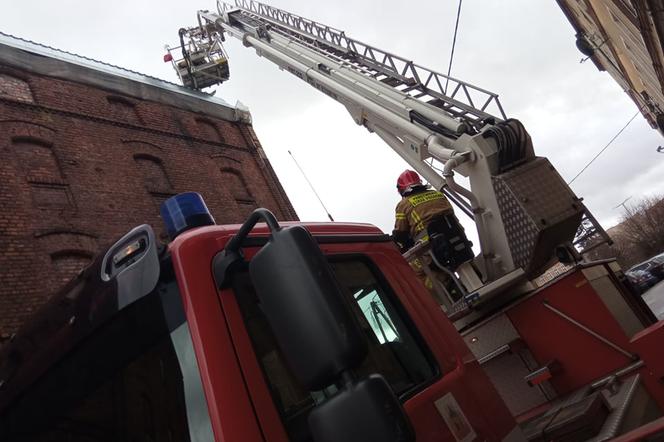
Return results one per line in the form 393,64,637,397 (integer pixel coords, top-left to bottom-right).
0,196,518,441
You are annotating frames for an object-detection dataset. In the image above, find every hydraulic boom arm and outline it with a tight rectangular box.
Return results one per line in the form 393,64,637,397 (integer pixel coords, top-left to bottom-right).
169,0,610,290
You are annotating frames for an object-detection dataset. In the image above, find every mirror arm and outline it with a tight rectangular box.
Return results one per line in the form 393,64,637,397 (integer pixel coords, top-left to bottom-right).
225,208,281,252
213,208,282,289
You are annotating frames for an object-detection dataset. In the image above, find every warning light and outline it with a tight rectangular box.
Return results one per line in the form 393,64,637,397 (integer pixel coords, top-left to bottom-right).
160,192,215,240
163,53,173,62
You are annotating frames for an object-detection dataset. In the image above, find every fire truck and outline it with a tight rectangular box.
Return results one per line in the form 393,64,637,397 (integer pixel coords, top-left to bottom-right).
2,1,664,440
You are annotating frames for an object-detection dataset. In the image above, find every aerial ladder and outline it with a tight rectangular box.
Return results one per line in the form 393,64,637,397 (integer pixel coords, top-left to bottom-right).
166,0,612,315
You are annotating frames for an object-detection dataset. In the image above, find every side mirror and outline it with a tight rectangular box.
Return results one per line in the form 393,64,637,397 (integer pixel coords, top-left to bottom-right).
308,375,414,442
249,224,367,390
214,209,414,442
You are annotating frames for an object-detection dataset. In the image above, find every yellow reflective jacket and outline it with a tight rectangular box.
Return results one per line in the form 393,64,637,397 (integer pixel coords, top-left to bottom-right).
393,188,453,242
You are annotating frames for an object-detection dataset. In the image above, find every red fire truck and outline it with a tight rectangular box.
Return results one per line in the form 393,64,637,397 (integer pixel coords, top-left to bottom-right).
0,196,519,441
2,1,664,440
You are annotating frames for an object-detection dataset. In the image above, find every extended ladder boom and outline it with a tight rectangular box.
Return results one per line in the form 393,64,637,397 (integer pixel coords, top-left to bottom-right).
174,0,609,294
217,1,506,129
192,1,510,185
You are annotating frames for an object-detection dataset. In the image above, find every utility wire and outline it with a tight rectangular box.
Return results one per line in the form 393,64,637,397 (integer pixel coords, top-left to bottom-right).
444,0,463,94
288,150,335,222
567,110,640,185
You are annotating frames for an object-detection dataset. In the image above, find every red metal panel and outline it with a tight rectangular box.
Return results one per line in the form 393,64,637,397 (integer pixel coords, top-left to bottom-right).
631,321,664,409
178,221,385,238
507,269,635,395
169,227,264,442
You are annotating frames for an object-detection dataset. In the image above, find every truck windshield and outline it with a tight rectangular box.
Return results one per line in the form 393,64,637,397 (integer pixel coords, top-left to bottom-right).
233,256,438,441
0,276,214,442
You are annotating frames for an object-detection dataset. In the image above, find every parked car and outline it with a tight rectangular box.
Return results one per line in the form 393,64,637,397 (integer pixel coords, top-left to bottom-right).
647,253,664,281
626,267,658,294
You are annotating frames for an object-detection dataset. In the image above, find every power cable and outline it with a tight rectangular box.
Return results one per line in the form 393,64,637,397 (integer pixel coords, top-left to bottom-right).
567,110,640,185
444,0,463,94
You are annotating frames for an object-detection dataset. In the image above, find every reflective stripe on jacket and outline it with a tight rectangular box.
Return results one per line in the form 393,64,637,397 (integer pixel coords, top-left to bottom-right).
393,188,453,242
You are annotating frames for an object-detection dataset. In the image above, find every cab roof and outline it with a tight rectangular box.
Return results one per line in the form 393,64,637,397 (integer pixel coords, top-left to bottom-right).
169,221,388,250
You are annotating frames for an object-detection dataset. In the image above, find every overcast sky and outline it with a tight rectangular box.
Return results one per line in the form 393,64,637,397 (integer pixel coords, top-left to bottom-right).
3,0,664,243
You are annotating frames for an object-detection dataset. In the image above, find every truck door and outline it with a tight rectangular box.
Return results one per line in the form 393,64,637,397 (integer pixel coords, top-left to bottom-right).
218,245,447,441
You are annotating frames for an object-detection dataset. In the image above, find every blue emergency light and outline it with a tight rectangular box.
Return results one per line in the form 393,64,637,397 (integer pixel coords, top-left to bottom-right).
160,192,215,240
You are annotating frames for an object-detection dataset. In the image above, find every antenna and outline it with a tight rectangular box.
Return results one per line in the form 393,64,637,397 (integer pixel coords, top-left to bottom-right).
288,150,335,222
613,196,632,212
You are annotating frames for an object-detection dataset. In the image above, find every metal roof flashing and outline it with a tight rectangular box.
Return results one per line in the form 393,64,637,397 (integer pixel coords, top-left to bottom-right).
0,32,252,123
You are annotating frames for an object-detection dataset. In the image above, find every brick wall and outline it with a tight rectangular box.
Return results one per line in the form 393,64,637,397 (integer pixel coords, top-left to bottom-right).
0,64,298,339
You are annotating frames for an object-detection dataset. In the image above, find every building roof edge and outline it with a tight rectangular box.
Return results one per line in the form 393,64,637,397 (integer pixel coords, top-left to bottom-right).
0,31,251,123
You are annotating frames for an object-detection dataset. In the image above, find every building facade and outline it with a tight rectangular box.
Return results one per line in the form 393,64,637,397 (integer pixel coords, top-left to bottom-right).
0,34,297,339
556,0,664,133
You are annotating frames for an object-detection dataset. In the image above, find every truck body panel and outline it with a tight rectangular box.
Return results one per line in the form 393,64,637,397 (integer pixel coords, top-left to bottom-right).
170,223,516,441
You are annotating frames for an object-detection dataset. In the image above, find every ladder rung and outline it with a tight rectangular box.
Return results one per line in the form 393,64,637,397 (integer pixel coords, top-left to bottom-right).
401,84,421,94
427,98,445,106
380,77,402,87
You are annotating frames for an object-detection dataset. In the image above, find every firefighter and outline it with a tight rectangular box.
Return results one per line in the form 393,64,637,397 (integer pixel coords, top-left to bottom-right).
392,170,473,302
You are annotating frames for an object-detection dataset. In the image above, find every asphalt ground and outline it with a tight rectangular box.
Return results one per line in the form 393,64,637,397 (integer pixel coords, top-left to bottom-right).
643,279,664,320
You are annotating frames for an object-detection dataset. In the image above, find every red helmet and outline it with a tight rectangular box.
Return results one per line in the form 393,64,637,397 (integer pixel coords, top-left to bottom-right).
396,170,422,195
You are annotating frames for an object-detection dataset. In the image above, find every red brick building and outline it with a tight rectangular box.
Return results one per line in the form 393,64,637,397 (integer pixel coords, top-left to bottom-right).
0,34,297,339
